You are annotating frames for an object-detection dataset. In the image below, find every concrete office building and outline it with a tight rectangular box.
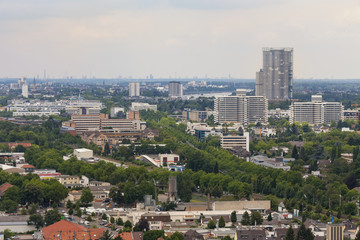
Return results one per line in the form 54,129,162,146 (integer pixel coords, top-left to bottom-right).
326,224,344,240
290,95,344,125
182,109,209,122
256,48,293,100
214,89,268,125
168,81,183,98
129,82,140,97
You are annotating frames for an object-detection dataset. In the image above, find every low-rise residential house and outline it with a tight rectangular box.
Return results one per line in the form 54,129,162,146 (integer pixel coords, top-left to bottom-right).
89,181,111,187
343,220,358,239
275,228,299,240
8,143,32,149
184,230,204,240
318,160,331,171
250,156,294,171
65,190,83,202
119,232,144,240
0,182,13,197
74,148,93,159
0,164,25,174
253,127,277,137
89,185,113,200
212,229,237,239
20,164,35,173
141,154,181,167
235,229,267,240
141,212,171,230
41,220,105,240
34,169,61,179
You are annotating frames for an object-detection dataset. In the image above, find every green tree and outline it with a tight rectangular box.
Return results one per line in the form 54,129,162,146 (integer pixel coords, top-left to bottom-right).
171,232,184,240
221,237,232,240
331,145,337,161
231,211,237,224
110,216,115,224
143,230,165,240
124,220,132,229
353,146,359,161
177,173,193,202
136,218,149,231
292,146,299,159
207,219,216,229
28,203,39,215
355,230,360,240
219,216,225,228
66,200,73,209
264,195,279,211
296,224,314,240
0,199,18,213
241,211,250,225
80,188,94,205
68,208,73,215
101,230,112,240
28,214,44,230
285,226,295,240
76,209,82,217
267,213,272,221
250,211,263,225
213,162,219,174
4,229,13,239
3,186,21,203
117,217,124,226
104,142,111,155
102,213,108,220
45,209,61,226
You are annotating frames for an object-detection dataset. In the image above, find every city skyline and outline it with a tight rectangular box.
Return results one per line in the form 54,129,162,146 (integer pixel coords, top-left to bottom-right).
1,0,360,79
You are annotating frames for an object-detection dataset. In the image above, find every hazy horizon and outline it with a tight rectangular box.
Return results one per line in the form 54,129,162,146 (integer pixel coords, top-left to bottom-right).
1,0,360,79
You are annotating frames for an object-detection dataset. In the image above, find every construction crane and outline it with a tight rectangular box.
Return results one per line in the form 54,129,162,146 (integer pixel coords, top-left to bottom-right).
351,103,360,120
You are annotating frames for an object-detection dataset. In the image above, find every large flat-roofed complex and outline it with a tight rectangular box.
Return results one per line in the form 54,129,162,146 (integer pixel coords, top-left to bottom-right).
290,95,344,125
63,114,144,133
214,89,268,125
256,48,293,100
8,99,103,116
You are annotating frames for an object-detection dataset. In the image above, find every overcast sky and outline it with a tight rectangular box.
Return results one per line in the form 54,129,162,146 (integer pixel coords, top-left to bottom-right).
1,0,360,79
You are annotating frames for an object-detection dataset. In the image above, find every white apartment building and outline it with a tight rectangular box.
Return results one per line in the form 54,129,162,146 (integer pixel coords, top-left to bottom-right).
221,132,250,151
8,99,103,115
168,81,183,98
129,82,140,97
13,111,60,117
22,83,28,98
290,95,344,125
110,107,125,117
131,102,157,111
214,89,268,125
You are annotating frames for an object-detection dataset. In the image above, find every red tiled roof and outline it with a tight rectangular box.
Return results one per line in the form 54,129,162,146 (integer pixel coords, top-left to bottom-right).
42,220,105,240
0,182,13,194
8,143,32,148
119,232,133,240
21,165,35,169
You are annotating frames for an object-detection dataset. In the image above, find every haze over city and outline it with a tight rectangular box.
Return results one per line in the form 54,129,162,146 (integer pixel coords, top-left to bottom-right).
1,0,360,79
